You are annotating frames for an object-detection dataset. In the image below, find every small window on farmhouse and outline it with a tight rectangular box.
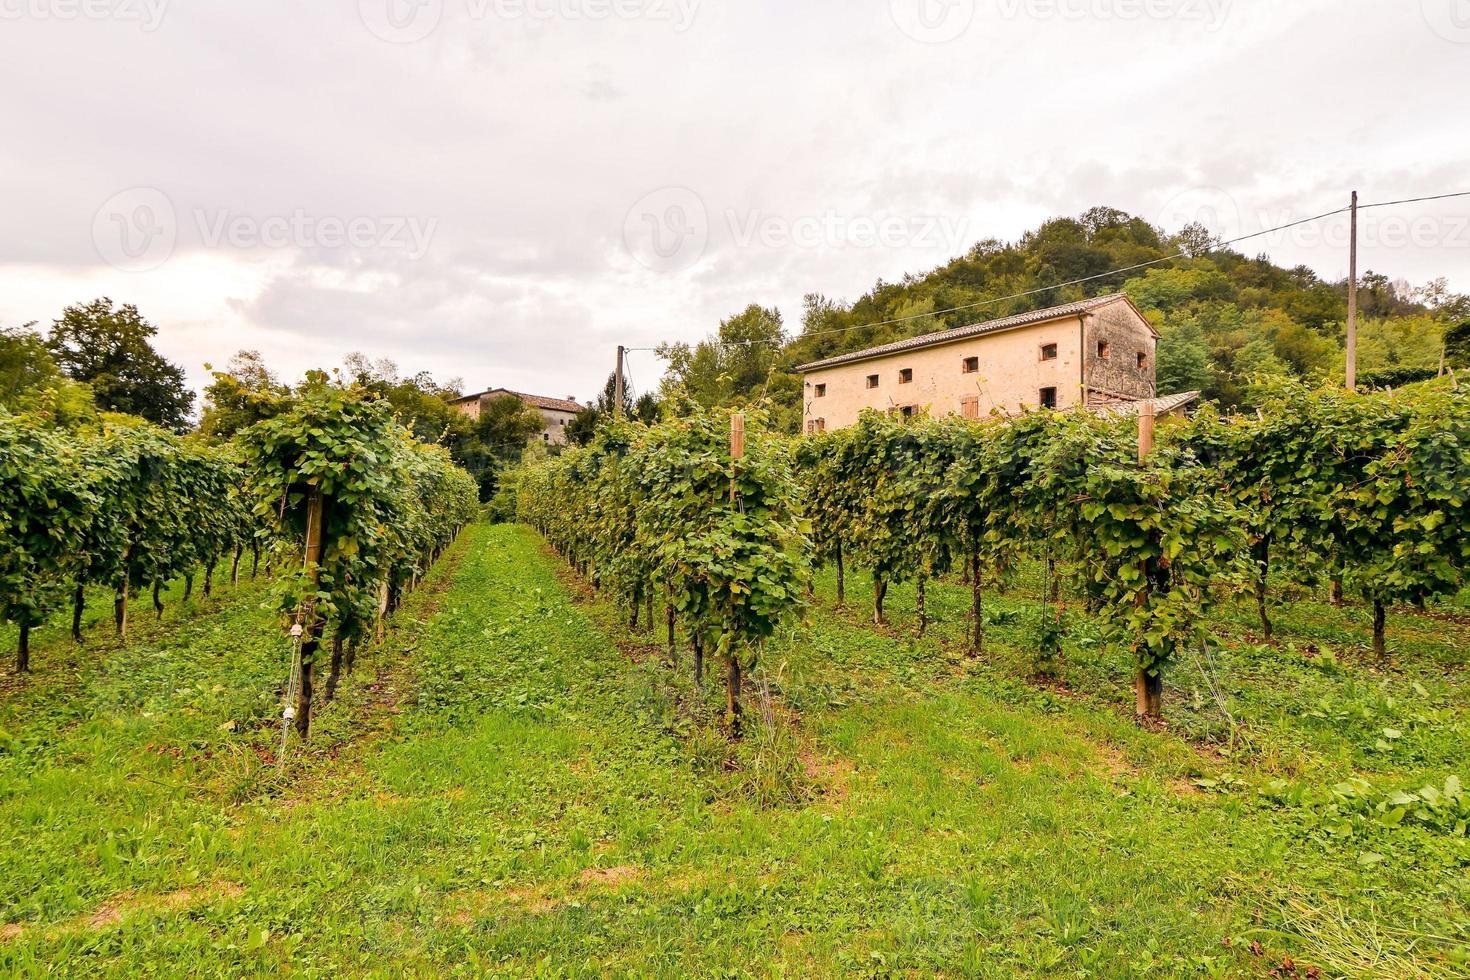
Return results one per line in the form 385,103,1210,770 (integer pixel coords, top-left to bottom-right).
866,374,880,389
898,368,913,384
1039,387,1058,409
1097,340,1110,359
1137,351,1147,369
960,396,980,420
1040,343,1058,361
815,418,826,432
962,356,979,374
900,406,916,420
814,383,826,398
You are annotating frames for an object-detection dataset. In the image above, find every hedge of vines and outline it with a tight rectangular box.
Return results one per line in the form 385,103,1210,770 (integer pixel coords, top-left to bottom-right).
239,386,479,736
1181,381,1470,661
797,380,1470,718
1,414,252,673
800,408,1247,716
2,388,478,740
517,407,808,734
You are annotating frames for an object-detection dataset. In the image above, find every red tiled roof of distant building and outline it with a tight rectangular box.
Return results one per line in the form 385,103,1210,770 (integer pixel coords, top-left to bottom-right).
452,389,582,413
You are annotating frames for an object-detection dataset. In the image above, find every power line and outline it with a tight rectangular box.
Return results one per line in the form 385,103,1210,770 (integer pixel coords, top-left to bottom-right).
625,190,1469,354
1357,190,1470,211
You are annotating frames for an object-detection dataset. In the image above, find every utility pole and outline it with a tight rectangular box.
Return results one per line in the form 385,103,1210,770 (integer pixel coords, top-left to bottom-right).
614,345,625,417
1346,190,1359,391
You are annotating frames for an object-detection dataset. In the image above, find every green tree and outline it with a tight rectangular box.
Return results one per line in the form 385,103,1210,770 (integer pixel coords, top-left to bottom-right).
1235,337,1290,375
0,324,96,426
457,395,544,499
565,405,601,446
1154,320,1213,395
1446,321,1470,370
566,374,657,446
658,304,786,410
340,353,472,446
199,350,292,439
47,299,193,430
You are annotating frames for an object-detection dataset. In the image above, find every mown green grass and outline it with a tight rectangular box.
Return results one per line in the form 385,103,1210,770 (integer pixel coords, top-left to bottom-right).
1,524,1466,976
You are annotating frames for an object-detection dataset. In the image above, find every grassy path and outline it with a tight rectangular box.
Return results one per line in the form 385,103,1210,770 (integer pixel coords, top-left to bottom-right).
2,524,1465,976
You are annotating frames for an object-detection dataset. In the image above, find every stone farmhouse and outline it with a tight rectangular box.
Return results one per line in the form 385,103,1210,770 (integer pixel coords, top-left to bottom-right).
450,388,583,445
794,293,1199,432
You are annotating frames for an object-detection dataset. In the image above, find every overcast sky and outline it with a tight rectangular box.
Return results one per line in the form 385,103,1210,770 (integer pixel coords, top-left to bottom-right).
2,0,1467,405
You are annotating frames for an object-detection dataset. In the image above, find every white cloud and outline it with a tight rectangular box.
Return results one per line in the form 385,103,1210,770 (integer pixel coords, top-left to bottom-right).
1,0,1466,406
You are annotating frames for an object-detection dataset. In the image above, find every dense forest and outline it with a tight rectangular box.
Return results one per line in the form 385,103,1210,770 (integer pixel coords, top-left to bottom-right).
659,206,1470,431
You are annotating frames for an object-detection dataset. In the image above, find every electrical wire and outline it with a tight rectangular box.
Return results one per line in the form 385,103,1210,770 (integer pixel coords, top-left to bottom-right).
622,190,1469,354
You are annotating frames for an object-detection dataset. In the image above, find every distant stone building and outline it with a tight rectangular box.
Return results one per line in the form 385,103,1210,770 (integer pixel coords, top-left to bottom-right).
450,388,582,445
794,293,1197,431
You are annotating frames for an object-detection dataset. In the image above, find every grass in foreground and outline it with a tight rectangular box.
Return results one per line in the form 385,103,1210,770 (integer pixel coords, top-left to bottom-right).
0,524,1465,976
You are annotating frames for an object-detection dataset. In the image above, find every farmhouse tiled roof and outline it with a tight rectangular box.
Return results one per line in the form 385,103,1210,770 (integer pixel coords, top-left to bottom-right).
504,390,582,413
794,294,1131,373
1089,390,1202,417
453,389,582,413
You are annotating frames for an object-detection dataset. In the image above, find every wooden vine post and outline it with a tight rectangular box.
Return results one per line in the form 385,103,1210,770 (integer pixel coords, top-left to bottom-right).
295,487,326,739
727,413,745,737
1134,401,1163,720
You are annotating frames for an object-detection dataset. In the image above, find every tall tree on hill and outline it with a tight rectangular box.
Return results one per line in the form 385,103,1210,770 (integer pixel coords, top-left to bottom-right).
46,299,193,430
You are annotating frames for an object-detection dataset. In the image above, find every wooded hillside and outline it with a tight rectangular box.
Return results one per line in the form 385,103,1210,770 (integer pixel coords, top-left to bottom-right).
658,206,1470,430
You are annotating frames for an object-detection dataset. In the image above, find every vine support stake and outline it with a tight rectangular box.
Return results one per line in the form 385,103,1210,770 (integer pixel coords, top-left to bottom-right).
1134,400,1163,721
295,487,326,739
727,413,745,736
730,413,745,500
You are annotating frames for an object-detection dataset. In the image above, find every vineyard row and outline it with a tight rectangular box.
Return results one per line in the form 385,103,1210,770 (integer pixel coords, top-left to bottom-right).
1,387,479,736
518,380,1470,725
